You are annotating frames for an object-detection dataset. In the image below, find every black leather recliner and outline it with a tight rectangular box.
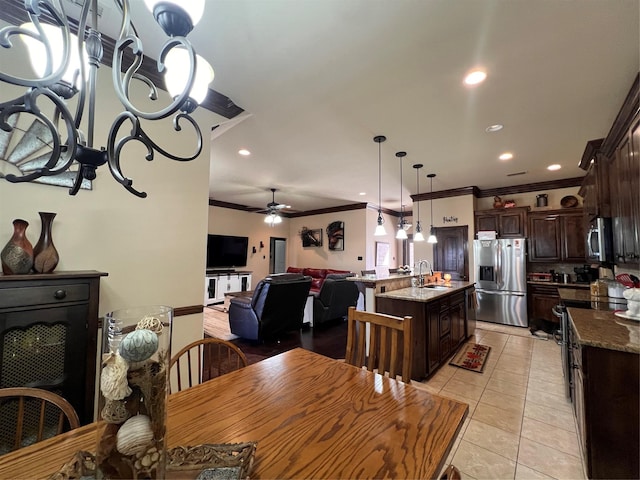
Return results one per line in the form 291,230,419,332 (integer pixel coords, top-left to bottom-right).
312,273,359,326
228,273,312,340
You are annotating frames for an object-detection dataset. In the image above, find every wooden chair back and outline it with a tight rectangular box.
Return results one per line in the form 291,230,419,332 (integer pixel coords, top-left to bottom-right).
0,387,80,453
345,307,413,383
361,269,376,276
170,338,248,392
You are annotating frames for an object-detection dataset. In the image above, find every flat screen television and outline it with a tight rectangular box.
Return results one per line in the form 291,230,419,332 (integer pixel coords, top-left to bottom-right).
206,234,249,269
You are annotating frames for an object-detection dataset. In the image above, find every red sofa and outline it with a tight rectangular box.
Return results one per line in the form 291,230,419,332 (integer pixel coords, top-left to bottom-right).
286,267,352,293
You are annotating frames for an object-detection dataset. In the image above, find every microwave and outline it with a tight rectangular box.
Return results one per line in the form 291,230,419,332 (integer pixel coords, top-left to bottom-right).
587,217,613,263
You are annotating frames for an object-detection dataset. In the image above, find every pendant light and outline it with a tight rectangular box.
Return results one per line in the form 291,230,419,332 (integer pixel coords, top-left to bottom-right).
373,136,387,236
427,173,438,243
413,163,425,242
395,151,408,240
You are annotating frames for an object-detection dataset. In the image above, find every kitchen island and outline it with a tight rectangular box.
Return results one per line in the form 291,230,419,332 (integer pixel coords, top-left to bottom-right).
567,307,639,479
346,273,417,312
376,281,476,380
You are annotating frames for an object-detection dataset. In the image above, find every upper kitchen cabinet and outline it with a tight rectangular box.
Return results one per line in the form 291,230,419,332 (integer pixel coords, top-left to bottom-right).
528,209,586,263
609,113,640,264
578,139,610,220
598,74,640,266
474,207,529,238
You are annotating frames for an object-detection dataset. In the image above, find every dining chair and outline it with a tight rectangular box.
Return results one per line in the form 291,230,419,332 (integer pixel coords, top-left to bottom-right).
170,338,248,392
0,387,80,453
345,306,413,383
388,268,399,273
361,269,376,276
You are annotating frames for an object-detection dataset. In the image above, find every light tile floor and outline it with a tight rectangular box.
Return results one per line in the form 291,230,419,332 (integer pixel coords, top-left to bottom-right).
417,321,587,480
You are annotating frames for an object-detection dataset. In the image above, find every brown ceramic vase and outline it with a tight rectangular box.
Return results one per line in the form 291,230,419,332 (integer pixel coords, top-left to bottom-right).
1,219,34,274
33,212,59,273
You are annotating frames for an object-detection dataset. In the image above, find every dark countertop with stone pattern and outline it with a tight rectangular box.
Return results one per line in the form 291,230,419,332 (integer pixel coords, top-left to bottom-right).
568,307,640,354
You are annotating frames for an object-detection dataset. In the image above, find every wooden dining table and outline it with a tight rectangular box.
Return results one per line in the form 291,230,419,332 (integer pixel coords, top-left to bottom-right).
0,348,468,479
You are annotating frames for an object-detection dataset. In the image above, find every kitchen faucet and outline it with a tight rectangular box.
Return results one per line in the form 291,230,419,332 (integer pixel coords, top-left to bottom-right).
417,259,433,286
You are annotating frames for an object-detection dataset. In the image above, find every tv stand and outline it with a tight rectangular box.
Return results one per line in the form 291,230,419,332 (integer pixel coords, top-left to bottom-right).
204,271,252,305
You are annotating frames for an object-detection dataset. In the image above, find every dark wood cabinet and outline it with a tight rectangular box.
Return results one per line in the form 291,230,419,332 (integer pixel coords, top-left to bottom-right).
376,288,472,379
609,113,640,265
0,271,107,424
579,156,610,220
449,293,466,352
474,207,528,238
527,283,559,323
568,323,639,479
528,209,585,263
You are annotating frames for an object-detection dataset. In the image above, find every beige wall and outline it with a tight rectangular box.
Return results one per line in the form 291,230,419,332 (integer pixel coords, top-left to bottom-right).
288,209,366,273
0,53,221,357
207,206,289,282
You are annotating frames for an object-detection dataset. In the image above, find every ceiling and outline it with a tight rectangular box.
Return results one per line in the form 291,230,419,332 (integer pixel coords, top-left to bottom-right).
13,0,640,213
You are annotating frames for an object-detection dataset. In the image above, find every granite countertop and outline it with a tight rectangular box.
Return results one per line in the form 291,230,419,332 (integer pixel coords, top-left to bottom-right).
347,273,416,282
568,307,640,354
558,287,627,307
375,281,474,303
527,280,590,289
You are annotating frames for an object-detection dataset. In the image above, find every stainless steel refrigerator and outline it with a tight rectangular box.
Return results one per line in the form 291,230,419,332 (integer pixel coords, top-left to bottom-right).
473,238,528,327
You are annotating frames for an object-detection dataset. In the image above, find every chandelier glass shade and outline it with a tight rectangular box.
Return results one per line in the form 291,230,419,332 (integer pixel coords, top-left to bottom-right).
413,163,424,242
264,213,282,226
0,0,214,197
373,135,387,236
427,173,438,244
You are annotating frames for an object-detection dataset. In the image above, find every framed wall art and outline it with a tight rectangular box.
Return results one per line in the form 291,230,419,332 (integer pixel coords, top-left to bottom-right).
375,242,390,266
326,221,344,251
300,227,323,247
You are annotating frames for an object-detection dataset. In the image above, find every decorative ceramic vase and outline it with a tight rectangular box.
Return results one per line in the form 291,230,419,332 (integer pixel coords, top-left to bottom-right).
33,212,60,273
1,219,34,275
96,306,173,479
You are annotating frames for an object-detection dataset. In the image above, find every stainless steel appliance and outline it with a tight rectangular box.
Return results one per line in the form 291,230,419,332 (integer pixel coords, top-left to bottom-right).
552,303,572,399
587,217,613,263
474,238,528,327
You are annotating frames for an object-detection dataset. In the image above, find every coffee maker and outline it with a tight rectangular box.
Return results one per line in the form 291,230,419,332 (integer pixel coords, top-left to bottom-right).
574,265,599,284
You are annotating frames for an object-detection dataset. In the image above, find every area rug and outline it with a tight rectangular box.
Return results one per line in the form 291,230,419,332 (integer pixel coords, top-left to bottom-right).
449,343,491,373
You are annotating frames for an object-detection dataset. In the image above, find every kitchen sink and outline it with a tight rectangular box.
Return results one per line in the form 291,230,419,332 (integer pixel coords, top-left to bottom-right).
420,285,451,290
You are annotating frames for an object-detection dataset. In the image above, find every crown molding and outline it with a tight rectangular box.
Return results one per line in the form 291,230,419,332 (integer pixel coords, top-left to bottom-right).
600,73,639,158
477,177,584,198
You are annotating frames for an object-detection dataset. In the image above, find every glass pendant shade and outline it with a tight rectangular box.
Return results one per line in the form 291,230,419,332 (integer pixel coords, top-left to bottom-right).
374,212,386,236
396,226,408,239
164,48,214,104
414,221,424,242
21,23,85,89
144,0,206,27
374,224,387,236
428,226,438,244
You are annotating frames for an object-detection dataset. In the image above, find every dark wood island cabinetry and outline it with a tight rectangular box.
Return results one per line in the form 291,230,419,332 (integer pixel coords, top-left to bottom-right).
375,283,474,379
0,271,107,424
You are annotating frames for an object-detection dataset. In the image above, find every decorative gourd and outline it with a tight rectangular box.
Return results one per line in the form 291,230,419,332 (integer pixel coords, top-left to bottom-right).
116,415,154,456
118,329,158,363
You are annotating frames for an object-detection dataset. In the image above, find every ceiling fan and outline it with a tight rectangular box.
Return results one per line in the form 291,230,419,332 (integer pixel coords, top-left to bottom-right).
261,188,288,225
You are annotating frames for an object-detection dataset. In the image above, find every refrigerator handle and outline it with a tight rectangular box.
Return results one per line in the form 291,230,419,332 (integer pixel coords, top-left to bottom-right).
496,242,503,289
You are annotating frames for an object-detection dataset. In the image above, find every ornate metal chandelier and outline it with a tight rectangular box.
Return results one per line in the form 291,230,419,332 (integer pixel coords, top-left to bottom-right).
0,0,214,197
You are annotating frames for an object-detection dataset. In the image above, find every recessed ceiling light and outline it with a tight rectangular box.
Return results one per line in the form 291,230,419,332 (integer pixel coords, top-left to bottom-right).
464,69,487,86
499,152,513,161
238,149,251,156
359,192,366,196
486,124,503,133
547,164,561,171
